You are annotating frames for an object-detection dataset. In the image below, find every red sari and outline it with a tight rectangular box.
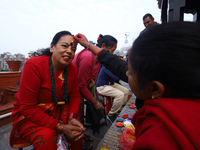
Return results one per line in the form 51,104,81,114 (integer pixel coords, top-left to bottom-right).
9,55,81,150
132,98,200,150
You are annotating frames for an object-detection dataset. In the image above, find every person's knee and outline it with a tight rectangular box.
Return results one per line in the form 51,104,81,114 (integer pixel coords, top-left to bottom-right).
33,128,57,149
118,92,124,99
124,88,129,95
44,128,57,143
116,92,124,101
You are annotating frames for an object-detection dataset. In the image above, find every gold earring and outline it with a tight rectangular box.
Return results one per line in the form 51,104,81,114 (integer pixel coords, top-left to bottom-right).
152,94,160,99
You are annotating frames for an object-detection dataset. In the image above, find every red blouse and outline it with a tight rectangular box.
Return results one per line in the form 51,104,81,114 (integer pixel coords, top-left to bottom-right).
72,49,100,100
11,55,81,129
132,98,200,149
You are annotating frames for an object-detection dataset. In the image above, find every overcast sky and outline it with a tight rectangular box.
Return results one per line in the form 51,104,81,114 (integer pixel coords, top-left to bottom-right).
0,0,193,57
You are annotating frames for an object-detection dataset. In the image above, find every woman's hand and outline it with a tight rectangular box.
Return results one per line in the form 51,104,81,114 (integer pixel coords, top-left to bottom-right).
69,118,85,129
62,119,85,141
90,97,104,110
94,100,104,110
73,33,89,48
88,79,95,89
74,33,102,55
69,118,85,140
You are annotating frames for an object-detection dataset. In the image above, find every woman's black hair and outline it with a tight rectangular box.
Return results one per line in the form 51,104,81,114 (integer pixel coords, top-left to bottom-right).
129,21,200,98
41,31,73,56
96,34,117,48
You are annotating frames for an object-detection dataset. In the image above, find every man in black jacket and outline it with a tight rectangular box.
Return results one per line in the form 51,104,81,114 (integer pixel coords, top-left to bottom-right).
98,50,144,109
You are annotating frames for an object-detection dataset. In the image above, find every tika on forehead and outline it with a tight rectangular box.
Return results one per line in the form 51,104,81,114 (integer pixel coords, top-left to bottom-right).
70,38,74,46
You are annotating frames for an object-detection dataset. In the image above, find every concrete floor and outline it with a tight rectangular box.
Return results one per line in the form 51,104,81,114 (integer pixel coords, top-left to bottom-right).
84,118,112,150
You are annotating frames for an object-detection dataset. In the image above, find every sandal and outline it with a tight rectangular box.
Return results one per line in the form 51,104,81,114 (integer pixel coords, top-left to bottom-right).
83,134,94,142
82,142,93,150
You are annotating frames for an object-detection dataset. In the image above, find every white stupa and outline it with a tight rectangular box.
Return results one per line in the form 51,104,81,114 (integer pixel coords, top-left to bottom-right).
120,32,132,54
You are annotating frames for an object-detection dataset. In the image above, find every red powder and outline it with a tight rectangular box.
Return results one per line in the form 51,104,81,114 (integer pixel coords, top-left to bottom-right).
116,122,124,127
122,114,129,118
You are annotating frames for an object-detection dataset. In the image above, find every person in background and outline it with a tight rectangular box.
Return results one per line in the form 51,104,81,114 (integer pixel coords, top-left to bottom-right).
125,48,131,62
113,49,126,60
74,21,200,149
140,13,159,35
73,35,145,110
157,0,162,9
88,40,95,45
96,44,129,123
96,63,129,123
9,31,85,150
72,34,117,149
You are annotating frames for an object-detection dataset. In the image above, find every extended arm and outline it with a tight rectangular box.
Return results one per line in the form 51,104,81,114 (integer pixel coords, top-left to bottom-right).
74,33,128,82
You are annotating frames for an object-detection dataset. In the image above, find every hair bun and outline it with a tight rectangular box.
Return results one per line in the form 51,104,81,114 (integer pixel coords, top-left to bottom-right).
97,34,103,42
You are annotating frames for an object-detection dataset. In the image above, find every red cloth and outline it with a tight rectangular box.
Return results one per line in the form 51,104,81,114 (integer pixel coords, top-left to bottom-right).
72,49,100,100
10,55,81,149
16,120,58,150
132,98,200,150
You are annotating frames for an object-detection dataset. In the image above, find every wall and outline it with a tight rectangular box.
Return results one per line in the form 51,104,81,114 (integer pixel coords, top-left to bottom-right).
0,71,21,126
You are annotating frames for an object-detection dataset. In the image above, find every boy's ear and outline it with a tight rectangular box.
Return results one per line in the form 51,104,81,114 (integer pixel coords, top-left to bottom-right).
151,81,164,99
50,45,54,53
101,43,106,49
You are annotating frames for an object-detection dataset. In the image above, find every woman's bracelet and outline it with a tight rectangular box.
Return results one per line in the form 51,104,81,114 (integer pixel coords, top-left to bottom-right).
95,101,99,107
96,48,103,57
86,43,91,50
56,122,64,134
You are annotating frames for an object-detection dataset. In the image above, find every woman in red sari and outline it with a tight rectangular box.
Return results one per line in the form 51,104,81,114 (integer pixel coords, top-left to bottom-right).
9,31,85,150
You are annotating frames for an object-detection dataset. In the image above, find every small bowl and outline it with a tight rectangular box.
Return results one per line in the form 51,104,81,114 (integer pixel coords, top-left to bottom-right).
100,147,110,150
128,103,133,106
122,114,129,118
116,117,124,122
127,118,132,121
116,122,124,127
130,105,136,109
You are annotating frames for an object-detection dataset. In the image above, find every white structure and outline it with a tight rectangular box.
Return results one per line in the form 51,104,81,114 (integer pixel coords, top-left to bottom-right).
120,32,131,54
